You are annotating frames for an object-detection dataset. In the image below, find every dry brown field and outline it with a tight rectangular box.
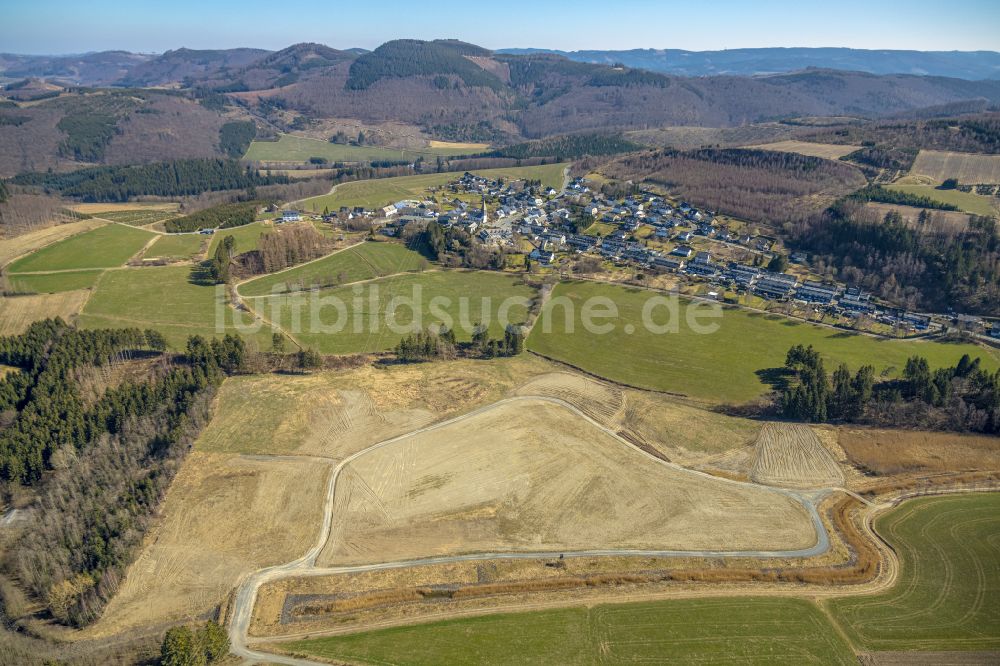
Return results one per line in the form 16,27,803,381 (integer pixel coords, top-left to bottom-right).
83,452,328,638
750,423,845,488
317,399,815,567
838,428,1000,476
748,140,858,160
0,290,90,335
194,356,558,458
910,149,1000,184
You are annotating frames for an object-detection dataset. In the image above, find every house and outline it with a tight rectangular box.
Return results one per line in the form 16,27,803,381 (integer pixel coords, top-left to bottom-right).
754,273,797,300
676,231,693,242
723,263,759,287
670,245,694,258
795,281,840,304
281,209,301,222
692,251,711,265
529,245,555,264
989,324,1000,339
903,312,931,330
381,205,397,217
790,251,809,264
651,256,685,272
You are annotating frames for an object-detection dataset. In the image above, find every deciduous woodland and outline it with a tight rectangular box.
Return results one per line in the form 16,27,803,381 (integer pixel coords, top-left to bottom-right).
603,148,867,222
0,320,246,626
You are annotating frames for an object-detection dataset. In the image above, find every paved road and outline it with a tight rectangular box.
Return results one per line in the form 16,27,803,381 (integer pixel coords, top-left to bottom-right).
228,394,835,664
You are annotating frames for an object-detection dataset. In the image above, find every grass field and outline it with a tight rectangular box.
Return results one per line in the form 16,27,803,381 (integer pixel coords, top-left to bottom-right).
299,164,568,212
7,224,155,272
7,269,103,293
244,134,483,163
206,221,273,255
239,241,429,296
828,493,1000,652
910,150,1000,184
145,233,206,260
884,184,998,216
78,265,269,349
527,281,998,403
251,270,536,354
282,597,855,665
750,140,859,160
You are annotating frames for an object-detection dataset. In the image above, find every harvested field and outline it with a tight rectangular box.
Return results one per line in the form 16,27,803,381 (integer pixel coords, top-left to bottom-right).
910,149,1000,184
514,372,759,463
84,452,328,639
839,428,1000,476
750,140,859,160
859,651,1000,665
514,372,624,424
196,356,555,458
67,202,179,215
317,399,816,567
750,423,845,488
0,290,90,335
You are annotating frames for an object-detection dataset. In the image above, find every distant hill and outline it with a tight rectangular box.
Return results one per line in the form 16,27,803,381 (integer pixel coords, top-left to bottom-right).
497,47,1000,80
0,51,153,86
118,47,271,87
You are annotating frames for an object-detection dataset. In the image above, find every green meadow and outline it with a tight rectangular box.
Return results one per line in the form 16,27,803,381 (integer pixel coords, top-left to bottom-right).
7,224,154,272
249,270,535,354
78,265,269,349
239,241,429,296
828,493,1000,651
145,233,206,260
527,281,998,403
885,184,998,216
282,597,854,666
8,269,104,293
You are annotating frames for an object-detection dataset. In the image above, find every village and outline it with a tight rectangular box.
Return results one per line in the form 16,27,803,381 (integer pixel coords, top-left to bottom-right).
287,171,1000,340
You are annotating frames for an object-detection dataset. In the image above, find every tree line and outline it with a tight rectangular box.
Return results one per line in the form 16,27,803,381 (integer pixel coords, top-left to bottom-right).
0,320,247,627
394,324,525,362
480,133,642,161
11,159,287,203
165,200,263,233
779,344,999,433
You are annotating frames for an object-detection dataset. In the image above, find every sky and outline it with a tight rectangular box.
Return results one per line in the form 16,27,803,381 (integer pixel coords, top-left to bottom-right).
3,0,1000,55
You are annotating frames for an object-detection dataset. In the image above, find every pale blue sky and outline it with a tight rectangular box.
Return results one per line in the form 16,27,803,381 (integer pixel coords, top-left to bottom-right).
3,0,999,55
